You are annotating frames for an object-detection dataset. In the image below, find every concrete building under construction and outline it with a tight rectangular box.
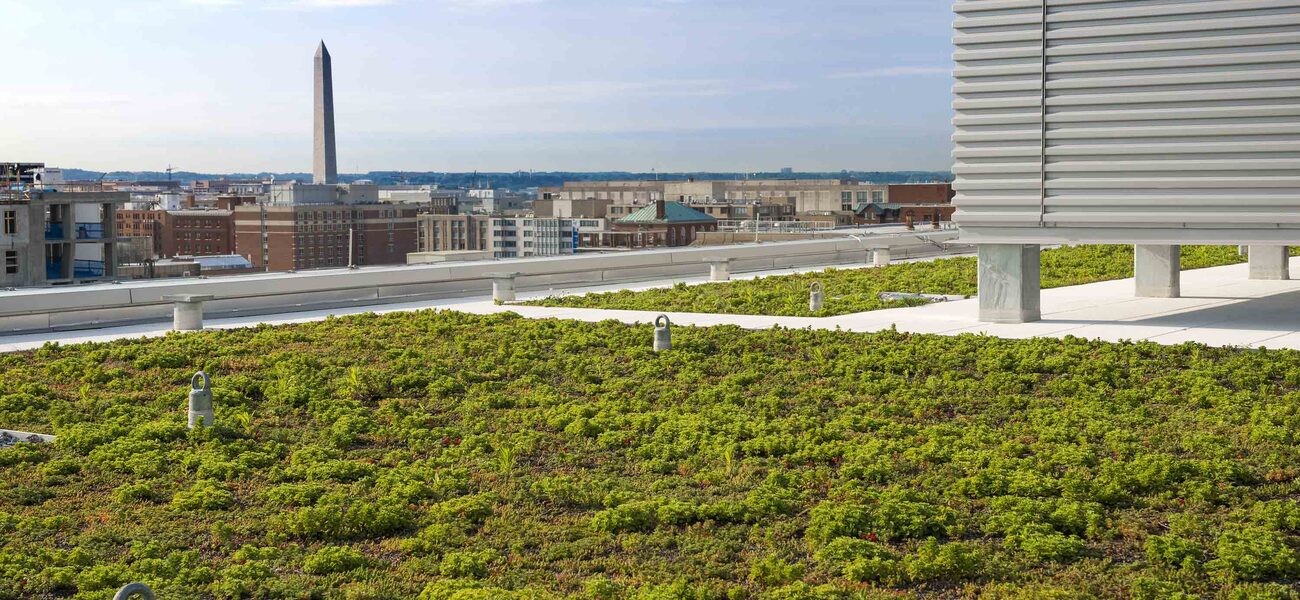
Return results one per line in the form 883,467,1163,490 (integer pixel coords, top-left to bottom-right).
1,163,126,287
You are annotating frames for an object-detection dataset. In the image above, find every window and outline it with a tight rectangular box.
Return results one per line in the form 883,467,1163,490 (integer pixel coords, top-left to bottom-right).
4,251,17,275
872,191,884,203
3,210,15,235
841,192,852,203
857,191,870,201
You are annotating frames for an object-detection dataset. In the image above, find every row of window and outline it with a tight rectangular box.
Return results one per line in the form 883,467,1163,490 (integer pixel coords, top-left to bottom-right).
841,191,886,202
292,210,408,223
177,232,223,241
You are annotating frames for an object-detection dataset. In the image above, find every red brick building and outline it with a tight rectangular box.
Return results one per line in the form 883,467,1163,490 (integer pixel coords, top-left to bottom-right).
888,183,955,205
858,184,956,225
115,208,235,258
611,200,717,247
232,203,418,272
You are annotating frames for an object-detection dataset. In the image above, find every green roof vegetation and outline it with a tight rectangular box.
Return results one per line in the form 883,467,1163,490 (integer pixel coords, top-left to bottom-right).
616,202,717,225
521,245,1270,317
2,311,1300,598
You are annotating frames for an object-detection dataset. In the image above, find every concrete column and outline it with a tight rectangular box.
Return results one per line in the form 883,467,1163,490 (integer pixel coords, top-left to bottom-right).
873,248,891,267
704,257,732,282
487,272,518,302
162,294,213,331
1249,245,1290,280
978,244,1040,323
1135,245,1180,298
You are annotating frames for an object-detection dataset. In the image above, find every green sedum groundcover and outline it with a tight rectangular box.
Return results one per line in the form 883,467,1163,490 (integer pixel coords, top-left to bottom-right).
2,311,1300,599
519,245,1260,317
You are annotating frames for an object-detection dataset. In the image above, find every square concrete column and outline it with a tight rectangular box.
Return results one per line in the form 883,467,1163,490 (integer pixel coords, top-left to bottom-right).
162,294,214,331
978,244,1040,323
704,257,732,282
1249,246,1290,280
1135,245,1180,298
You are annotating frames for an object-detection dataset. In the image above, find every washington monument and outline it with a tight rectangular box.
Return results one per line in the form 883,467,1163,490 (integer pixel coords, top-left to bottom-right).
314,41,338,185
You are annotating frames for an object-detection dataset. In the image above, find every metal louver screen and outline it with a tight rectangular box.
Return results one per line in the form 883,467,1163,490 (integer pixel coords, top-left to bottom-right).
953,0,1300,244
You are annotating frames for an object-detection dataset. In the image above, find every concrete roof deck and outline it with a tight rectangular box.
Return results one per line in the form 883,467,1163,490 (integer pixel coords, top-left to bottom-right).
2,256,1299,353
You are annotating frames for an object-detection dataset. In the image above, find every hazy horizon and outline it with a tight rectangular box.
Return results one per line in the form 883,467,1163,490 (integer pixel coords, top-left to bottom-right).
4,0,955,174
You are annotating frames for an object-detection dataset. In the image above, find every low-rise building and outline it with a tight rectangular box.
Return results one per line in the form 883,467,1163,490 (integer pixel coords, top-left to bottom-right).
857,184,955,226
611,200,717,248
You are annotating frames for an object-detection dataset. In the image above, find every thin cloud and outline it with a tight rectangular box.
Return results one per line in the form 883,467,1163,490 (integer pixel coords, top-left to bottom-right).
828,66,950,79
441,0,544,5
184,0,398,8
276,0,396,8
405,78,796,109
186,0,541,8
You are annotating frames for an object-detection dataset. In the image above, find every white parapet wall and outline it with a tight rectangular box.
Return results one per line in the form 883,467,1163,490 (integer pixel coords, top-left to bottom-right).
0,233,960,334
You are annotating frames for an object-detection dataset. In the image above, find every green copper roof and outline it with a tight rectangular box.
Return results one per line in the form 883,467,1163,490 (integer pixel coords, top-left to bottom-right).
616,202,717,225
859,203,905,214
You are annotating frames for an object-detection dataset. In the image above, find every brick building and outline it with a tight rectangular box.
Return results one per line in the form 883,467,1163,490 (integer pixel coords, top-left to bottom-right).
232,203,418,272
115,209,235,258
858,184,956,226
611,200,717,247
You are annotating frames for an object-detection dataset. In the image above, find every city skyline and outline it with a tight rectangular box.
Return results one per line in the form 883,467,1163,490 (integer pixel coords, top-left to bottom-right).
3,0,954,173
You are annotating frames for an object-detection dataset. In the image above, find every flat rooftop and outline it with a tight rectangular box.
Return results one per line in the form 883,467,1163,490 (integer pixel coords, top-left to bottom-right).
2,257,1298,353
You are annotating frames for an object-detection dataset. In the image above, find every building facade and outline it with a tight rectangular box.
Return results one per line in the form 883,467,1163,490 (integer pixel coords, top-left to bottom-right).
2,163,126,287
415,214,579,259
233,203,418,272
417,214,491,254
116,208,236,259
858,184,956,225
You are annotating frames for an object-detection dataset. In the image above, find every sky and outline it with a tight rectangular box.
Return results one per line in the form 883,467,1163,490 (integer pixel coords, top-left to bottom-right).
2,0,955,174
